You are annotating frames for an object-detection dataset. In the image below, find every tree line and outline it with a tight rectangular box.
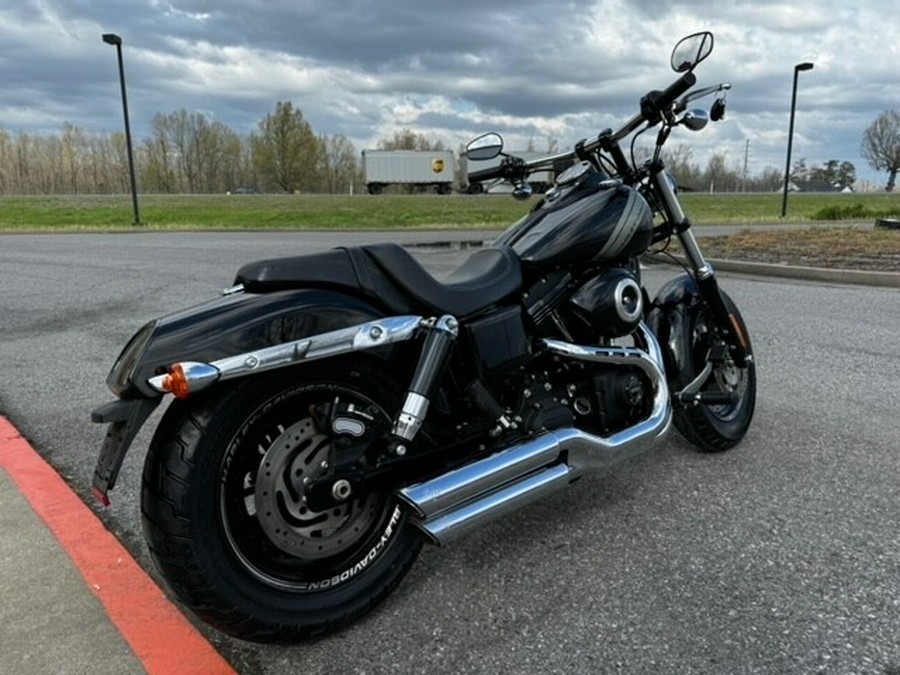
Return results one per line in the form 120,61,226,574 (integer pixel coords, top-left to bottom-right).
659,146,861,194
0,102,366,196
664,110,900,193
1,102,898,194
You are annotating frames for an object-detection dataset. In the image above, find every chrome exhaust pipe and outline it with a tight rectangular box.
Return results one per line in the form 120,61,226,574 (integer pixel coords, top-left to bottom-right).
412,463,573,545
398,433,567,519
398,423,668,546
396,323,672,546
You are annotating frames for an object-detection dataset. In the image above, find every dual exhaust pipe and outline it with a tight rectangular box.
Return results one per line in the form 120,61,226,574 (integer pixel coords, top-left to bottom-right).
397,326,672,546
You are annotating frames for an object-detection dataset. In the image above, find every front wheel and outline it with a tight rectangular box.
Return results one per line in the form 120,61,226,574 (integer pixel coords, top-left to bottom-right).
672,291,757,452
140,358,422,642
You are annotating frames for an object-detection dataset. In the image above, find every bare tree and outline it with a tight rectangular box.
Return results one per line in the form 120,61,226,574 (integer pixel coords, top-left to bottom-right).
754,166,784,192
861,110,900,191
321,134,359,193
0,129,14,193
377,129,445,151
143,115,179,193
703,152,740,192
661,144,701,190
216,132,252,193
60,122,87,193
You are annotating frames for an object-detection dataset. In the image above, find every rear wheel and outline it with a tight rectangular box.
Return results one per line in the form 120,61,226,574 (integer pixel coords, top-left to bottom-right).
673,291,756,452
141,358,422,642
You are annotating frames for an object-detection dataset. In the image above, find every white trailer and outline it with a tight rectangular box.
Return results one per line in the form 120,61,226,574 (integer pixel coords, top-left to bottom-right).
362,150,456,195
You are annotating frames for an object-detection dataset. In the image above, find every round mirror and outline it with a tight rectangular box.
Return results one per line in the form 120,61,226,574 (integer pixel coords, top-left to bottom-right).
466,133,504,161
682,108,709,131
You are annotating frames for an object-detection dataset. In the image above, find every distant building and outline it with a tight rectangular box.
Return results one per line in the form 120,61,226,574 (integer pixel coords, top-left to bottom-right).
785,180,853,193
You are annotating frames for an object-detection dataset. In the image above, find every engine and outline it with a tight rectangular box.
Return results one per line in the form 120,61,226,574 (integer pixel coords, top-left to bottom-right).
463,266,651,439
508,360,650,438
523,267,644,343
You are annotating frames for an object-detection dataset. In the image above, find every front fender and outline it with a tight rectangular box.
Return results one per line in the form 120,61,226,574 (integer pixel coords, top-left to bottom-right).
646,273,700,385
108,288,388,399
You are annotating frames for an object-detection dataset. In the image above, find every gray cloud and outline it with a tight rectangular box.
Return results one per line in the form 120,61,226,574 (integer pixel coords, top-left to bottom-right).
0,0,897,185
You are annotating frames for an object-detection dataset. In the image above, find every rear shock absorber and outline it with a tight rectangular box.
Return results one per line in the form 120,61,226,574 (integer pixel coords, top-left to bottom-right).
390,315,458,455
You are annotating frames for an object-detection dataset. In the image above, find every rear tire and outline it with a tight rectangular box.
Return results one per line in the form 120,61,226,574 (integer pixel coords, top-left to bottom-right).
673,291,756,452
141,358,422,642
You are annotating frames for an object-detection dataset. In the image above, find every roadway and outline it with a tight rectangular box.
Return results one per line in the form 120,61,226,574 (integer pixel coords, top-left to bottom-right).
1,231,898,673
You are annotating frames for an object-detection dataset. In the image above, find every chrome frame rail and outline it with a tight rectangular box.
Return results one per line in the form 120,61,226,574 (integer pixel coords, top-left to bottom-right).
148,315,425,396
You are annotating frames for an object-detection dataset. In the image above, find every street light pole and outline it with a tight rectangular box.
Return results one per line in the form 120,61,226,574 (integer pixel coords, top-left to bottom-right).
102,33,142,226
781,61,814,217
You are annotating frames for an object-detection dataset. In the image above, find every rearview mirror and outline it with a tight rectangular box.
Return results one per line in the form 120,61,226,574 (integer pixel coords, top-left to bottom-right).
671,32,714,73
466,133,504,161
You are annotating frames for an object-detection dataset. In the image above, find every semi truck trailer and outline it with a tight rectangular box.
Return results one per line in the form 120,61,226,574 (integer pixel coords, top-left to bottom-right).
362,149,455,194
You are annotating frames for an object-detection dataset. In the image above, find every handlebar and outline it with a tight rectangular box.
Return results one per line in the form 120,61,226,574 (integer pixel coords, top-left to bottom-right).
468,165,511,183
466,71,699,184
650,72,698,117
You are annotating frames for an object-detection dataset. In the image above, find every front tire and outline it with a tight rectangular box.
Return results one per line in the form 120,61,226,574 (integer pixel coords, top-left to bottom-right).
141,359,422,642
672,291,757,452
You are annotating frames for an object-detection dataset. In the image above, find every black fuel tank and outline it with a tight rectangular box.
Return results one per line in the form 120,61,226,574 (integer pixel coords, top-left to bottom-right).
493,163,653,268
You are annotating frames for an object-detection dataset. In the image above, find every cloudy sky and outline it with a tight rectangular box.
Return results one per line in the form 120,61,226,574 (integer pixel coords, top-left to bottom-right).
1,0,898,187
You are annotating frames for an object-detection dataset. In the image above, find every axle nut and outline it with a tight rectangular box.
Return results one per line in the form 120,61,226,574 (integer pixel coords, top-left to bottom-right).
331,479,353,501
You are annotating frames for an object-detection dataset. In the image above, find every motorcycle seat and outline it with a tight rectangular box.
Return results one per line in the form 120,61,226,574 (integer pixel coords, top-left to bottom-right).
234,243,522,318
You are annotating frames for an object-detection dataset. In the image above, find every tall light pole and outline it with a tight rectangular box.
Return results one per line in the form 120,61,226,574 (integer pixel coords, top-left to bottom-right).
781,61,814,217
102,33,142,226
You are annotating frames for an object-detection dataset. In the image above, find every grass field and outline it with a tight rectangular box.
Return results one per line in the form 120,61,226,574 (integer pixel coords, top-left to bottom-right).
0,191,899,231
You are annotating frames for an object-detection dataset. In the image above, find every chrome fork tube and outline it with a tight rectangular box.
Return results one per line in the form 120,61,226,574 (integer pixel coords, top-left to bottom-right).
652,166,714,281
650,165,751,364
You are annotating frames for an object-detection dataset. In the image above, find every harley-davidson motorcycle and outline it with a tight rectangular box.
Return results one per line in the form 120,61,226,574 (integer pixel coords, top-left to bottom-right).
92,31,754,642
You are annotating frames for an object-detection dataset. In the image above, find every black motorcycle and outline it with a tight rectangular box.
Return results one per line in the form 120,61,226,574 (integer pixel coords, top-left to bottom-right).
92,31,754,642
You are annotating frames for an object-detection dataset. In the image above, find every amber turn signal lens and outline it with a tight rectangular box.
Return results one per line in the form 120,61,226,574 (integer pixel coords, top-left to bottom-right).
162,363,191,399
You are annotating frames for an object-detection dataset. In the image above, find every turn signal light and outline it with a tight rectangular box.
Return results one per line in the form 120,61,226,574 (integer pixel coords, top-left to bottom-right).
148,361,220,397
161,364,191,399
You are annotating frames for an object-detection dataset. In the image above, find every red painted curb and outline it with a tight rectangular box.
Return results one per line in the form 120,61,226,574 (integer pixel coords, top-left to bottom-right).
0,416,236,675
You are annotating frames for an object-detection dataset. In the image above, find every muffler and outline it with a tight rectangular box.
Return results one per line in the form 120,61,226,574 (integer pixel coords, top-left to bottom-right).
397,422,669,546
409,463,573,545
396,323,672,546
398,433,575,545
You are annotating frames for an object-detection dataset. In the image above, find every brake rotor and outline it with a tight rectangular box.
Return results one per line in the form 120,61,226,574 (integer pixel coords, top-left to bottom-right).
254,416,380,560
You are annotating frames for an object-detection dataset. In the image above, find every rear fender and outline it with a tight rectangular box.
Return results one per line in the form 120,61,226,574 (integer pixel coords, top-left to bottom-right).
92,288,413,504
110,288,395,399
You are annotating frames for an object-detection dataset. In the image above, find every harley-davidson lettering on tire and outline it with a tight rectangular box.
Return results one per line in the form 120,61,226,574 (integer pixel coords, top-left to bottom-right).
140,358,422,642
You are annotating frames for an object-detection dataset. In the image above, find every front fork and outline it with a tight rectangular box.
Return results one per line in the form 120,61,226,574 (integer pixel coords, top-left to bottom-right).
651,165,751,367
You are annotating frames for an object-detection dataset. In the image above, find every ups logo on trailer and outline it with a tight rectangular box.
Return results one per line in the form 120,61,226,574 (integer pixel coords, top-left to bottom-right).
431,158,445,174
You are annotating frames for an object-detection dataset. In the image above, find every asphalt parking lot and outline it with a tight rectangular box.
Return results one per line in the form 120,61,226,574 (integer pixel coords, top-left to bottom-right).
1,231,898,674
